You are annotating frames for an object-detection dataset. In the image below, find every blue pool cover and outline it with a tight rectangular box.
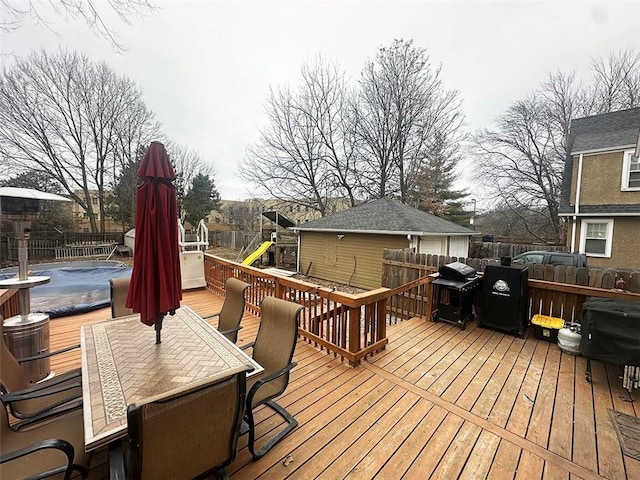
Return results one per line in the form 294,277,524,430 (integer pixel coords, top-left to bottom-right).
0,266,132,318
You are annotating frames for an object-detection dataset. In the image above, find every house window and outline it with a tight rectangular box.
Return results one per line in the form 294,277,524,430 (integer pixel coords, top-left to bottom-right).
579,219,613,257
621,150,640,190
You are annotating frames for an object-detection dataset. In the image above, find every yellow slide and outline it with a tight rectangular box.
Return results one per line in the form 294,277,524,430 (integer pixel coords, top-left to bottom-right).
242,241,273,266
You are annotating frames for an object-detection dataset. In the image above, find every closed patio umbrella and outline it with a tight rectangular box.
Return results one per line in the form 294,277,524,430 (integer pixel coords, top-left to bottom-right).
125,141,182,343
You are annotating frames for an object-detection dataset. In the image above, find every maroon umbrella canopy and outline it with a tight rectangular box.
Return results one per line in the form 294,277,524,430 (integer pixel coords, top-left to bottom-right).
125,141,182,343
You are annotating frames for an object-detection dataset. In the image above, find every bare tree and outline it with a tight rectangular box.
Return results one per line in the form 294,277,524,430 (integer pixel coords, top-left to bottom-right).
541,71,589,161
164,140,216,218
476,203,558,242
475,48,640,242
1,0,155,52
298,57,360,207
0,49,157,232
588,48,640,114
112,98,161,173
240,79,333,216
473,95,564,241
242,44,464,214
356,39,464,202
222,202,258,231
241,56,362,216
109,99,160,227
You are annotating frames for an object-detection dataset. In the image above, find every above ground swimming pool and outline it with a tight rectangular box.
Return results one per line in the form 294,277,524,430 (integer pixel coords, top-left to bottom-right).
0,261,132,318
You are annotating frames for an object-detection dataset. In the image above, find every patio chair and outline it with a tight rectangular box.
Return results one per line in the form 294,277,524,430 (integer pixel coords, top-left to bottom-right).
0,393,89,479
202,277,251,343
0,317,82,427
109,371,247,480
110,276,133,318
243,296,303,459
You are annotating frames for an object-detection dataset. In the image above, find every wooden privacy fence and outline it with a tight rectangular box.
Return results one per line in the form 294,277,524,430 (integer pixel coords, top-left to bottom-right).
383,249,640,325
469,241,567,259
382,250,492,322
204,254,394,366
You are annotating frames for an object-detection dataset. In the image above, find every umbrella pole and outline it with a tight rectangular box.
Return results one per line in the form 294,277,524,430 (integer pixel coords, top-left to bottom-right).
155,317,163,344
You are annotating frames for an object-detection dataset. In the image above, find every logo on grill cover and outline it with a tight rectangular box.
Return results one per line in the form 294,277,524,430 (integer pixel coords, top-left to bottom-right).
492,280,510,296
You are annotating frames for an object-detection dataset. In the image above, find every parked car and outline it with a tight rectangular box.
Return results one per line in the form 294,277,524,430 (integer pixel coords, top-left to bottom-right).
512,251,588,267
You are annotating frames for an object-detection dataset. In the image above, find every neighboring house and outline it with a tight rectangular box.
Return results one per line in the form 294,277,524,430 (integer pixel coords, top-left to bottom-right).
293,197,474,290
559,107,640,269
212,197,352,230
71,190,121,232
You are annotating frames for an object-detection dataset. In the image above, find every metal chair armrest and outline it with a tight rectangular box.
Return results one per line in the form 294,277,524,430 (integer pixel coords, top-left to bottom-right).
201,311,221,320
5,370,82,396
239,342,254,351
9,400,83,432
0,438,74,480
247,362,297,403
218,325,242,336
17,344,81,364
2,380,82,403
3,381,83,423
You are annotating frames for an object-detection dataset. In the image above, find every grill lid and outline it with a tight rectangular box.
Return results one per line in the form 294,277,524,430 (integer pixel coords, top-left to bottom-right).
437,262,477,282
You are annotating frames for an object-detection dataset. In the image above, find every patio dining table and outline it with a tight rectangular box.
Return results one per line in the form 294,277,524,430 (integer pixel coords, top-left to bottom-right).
80,306,262,452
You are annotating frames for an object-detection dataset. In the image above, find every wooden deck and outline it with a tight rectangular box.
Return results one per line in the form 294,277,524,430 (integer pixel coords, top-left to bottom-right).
47,288,639,480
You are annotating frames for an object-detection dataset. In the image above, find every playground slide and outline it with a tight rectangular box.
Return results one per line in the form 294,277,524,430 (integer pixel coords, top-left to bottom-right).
242,241,273,266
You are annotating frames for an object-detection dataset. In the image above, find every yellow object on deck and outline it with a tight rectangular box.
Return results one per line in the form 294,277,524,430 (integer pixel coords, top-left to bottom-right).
242,241,273,266
531,314,564,329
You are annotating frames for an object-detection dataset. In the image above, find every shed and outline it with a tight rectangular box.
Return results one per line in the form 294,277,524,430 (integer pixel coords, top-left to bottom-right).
293,197,474,290
124,229,135,255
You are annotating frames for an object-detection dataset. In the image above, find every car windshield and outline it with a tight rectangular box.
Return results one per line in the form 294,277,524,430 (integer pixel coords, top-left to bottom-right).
515,253,545,264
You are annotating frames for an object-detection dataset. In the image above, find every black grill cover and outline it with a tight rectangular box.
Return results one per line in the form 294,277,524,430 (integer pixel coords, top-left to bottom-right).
437,262,476,282
579,298,640,366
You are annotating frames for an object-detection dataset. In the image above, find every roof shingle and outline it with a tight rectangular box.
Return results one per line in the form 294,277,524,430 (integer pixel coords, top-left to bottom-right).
294,197,474,235
569,107,640,154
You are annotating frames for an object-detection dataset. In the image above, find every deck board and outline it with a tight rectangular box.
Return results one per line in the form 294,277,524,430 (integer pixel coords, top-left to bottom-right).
287,380,404,478
316,391,422,479
458,430,502,479
40,287,637,480
548,352,576,463
592,361,628,479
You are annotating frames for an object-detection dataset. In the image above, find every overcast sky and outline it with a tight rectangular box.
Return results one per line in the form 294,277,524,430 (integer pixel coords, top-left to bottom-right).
2,1,639,202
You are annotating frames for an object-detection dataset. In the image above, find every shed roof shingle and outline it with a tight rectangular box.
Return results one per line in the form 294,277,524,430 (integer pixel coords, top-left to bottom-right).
294,197,474,235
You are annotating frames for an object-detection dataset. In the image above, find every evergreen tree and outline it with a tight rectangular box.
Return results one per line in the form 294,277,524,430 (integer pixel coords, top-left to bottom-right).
409,135,469,225
182,174,220,228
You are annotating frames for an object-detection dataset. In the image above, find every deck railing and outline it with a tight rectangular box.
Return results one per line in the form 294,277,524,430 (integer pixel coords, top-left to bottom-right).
204,254,412,366
526,279,640,322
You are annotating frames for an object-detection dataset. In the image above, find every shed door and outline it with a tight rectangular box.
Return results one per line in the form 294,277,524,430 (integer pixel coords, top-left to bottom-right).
419,236,446,255
449,236,469,258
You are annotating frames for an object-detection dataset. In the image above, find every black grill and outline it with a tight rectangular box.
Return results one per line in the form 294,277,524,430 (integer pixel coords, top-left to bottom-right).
432,262,480,329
